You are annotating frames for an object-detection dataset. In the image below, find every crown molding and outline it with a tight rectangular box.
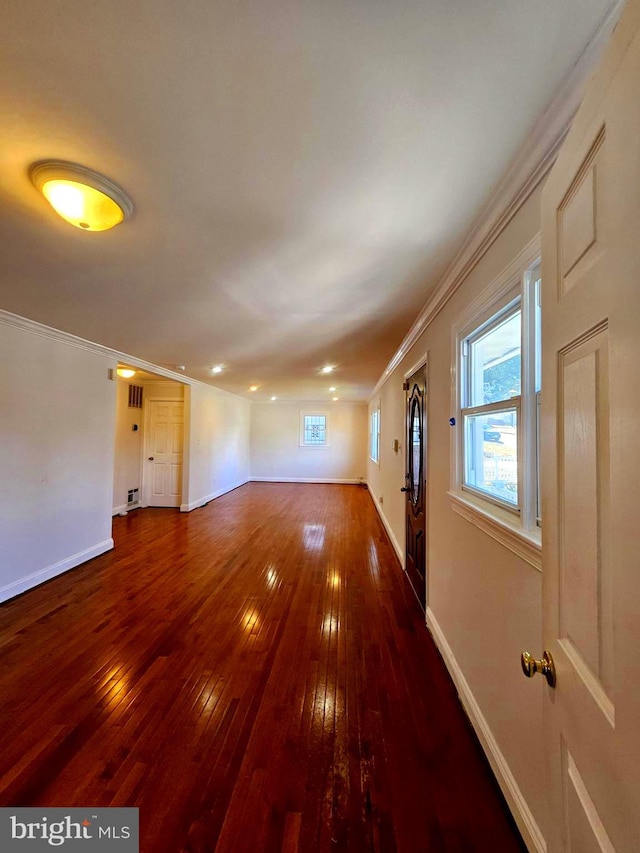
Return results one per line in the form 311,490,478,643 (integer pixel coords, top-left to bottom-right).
250,398,366,406
370,0,624,401
0,308,246,400
0,309,116,359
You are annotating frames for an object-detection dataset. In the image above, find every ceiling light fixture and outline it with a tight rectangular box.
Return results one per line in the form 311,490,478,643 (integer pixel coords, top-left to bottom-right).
116,368,136,379
249,385,258,392
321,365,334,374
332,397,339,401
212,365,223,374
329,386,336,392
271,396,277,401
30,160,133,231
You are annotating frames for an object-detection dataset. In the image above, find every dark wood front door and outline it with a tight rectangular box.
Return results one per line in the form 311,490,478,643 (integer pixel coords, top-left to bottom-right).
404,365,426,609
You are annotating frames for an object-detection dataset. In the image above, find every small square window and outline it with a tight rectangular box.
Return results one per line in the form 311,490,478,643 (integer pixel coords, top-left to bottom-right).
300,413,329,446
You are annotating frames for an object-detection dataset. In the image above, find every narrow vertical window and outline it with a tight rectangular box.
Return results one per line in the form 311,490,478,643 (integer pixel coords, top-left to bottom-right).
370,407,380,463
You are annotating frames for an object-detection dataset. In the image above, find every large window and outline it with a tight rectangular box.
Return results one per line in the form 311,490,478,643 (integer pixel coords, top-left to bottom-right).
452,239,541,560
300,412,329,447
370,406,380,463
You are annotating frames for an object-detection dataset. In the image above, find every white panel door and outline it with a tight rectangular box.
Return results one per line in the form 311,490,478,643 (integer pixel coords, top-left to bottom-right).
145,400,184,508
540,2,640,850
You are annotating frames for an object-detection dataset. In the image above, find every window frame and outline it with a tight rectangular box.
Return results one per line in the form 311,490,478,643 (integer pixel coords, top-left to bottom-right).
299,411,330,448
369,405,380,464
449,235,541,569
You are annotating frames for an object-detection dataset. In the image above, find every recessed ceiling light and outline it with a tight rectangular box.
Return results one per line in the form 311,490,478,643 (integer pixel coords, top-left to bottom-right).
30,160,133,231
271,396,277,401
329,386,336,392
117,368,136,379
212,365,223,373
249,385,258,392
332,397,339,401
321,365,334,374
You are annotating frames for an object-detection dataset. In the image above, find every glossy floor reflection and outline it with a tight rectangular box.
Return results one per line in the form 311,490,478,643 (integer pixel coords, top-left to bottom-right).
0,483,525,852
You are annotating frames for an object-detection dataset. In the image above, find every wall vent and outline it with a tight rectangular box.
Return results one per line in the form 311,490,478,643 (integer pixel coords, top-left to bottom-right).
128,384,143,409
127,488,139,505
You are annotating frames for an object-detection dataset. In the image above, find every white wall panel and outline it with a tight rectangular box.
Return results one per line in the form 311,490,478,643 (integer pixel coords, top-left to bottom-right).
0,322,116,600
250,402,367,482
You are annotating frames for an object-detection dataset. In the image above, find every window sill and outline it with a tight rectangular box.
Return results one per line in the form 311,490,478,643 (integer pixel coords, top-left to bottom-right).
448,490,541,571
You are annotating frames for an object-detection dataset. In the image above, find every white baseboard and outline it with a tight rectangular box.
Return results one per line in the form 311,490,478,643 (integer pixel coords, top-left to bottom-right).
250,477,363,485
426,606,546,853
0,539,114,604
112,504,141,517
180,478,250,512
366,486,405,568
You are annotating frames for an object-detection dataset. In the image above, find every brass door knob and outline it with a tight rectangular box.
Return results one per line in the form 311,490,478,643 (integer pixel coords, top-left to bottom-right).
521,650,556,688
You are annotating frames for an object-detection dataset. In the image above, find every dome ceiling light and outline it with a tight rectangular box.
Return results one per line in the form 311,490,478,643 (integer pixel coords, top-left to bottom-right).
30,160,133,231
116,368,136,379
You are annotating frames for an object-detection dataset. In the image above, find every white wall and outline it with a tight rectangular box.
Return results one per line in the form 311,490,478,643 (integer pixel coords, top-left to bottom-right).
250,401,367,482
0,321,117,602
367,185,546,849
142,380,185,402
113,378,143,513
182,382,251,510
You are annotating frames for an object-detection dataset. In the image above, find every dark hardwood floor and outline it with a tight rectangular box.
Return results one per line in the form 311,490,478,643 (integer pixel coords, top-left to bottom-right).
0,483,525,852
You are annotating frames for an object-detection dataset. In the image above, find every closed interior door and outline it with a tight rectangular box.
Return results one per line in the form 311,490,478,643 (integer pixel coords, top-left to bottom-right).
540,2,640,849
404,365,427,608
145,400,184,508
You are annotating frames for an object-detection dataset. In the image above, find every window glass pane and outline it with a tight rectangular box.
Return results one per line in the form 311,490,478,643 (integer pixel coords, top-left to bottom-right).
464,409,518,506
370,410,380,461
470,310,521,406
410,398,421,504
304,415,326,445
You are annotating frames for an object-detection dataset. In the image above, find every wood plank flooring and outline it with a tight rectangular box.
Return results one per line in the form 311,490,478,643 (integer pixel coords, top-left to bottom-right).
0,483,525,852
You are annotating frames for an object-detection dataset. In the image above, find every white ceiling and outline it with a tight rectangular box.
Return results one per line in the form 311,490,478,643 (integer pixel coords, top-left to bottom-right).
0,0,617,401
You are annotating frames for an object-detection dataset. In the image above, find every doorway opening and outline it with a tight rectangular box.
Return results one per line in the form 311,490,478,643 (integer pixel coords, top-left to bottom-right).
112,366,186,516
